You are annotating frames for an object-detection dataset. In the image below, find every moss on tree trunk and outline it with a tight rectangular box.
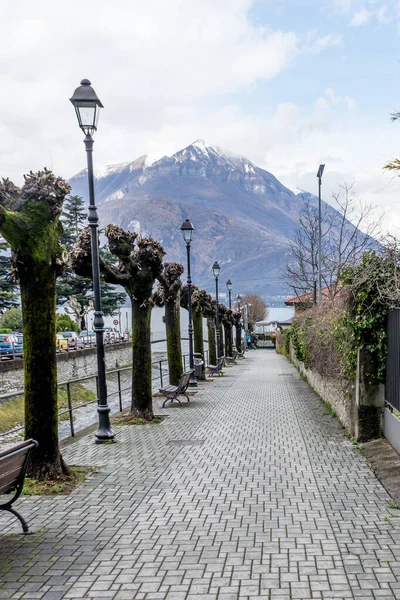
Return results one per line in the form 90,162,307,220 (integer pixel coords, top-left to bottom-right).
193,309,204,358
224,323,233,357
165,296,183,385
131,299,153,420
236,325,242,352
0,170,71,481
219,323,224,357
21,263,69,479
207,318,216,364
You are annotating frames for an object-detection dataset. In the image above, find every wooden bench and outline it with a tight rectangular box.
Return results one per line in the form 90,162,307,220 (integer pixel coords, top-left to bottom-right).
206,356,225,377
159,370,195,407
0,439,38,534
225,349,238,365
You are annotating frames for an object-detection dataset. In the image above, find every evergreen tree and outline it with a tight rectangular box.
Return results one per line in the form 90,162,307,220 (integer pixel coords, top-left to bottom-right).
60,195,87,247
0,238,18,312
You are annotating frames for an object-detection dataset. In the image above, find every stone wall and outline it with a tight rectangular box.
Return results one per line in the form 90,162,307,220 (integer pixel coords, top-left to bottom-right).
0,342,132,397
290,346,384,442
292,353,354,432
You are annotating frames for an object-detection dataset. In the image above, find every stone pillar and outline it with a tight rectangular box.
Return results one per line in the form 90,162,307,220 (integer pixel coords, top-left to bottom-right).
354,348,384,442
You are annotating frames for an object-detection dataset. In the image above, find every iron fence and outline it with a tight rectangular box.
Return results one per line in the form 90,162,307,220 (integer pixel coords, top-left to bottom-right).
386,308,400,411
0,330,196,362
0,345,209,441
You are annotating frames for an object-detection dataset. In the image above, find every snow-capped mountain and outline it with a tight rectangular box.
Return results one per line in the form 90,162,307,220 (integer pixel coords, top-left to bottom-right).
68,141,316,299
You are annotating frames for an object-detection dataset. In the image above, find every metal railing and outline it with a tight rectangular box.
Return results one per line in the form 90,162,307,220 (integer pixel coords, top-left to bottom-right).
0,345,209,441
0,330,194,362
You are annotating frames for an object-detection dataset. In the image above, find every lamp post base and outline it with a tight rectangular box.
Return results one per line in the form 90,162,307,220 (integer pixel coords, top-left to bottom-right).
95,405,115,443
189,372,198,388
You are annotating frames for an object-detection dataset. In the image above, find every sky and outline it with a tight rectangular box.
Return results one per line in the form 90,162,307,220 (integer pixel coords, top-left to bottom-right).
1,0,400,230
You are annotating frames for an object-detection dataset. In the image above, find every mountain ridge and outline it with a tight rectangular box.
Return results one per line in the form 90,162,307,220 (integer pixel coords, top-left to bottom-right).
68,141,330,301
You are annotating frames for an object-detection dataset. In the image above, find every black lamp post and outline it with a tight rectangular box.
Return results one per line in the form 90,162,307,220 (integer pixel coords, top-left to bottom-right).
180,218,197,387
70,79,114,444
226,279,232,309
317,164,325,305
212,261,221,360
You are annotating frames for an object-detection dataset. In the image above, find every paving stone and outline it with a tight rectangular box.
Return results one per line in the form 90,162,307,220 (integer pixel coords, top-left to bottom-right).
1,352,400,598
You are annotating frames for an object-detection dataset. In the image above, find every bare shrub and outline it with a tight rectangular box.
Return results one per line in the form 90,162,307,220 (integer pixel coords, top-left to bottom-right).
291,298,347,380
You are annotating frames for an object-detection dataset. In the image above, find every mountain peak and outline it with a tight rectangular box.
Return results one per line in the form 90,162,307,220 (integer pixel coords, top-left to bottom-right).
191,139,209,151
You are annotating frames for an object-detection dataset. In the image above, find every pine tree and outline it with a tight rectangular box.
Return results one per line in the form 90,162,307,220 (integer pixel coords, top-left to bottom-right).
60,195,87,246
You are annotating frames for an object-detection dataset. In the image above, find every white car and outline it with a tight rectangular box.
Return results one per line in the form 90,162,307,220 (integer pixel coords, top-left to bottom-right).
78,331,97,347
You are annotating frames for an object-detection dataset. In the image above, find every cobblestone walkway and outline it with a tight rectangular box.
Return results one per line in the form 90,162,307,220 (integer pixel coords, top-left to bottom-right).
1,351,400,599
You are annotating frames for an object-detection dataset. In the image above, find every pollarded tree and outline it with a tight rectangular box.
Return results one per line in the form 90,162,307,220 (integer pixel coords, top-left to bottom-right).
220,305,235,357
191,288,211,359
184,287,216,364
204,297,217,365
180,282,201,358
232,310,242,352
71,224,165,420
154,262,184,385
0,170,70,479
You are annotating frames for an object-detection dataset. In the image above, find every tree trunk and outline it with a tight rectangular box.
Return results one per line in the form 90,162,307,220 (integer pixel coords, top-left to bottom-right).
21,264,69,480
224,323,233,357
165,296,183,385
219,323,224,357
131,299,153,420
236,325,242,352
207,318,216,365
193,310,204,358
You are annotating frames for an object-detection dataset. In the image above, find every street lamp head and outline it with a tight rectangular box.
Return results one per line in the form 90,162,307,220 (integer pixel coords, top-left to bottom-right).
212,261,220,279
70,79,104,136
226,279,232,291
180,218,194,244
236,294,241,300
317,164,325,179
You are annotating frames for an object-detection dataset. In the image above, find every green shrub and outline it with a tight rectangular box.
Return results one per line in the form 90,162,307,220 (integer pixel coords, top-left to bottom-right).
290,317,312,367
0,307,22,331
56,314,80,333
284,329,291,357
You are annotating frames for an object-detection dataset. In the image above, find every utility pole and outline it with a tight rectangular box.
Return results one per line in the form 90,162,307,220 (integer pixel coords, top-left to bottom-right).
317,164,325,305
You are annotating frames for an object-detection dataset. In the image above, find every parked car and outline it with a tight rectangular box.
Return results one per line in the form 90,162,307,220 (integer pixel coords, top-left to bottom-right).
56,333,68,352
104,327,118,344
0,334,23,360
57,331,84,350
79,331,97,347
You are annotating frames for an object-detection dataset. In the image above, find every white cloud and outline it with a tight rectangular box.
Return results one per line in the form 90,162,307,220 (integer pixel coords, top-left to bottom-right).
329,0,397,26
350,8,371,25
304,31,342,53
0,0,398,235
0,0,345,185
